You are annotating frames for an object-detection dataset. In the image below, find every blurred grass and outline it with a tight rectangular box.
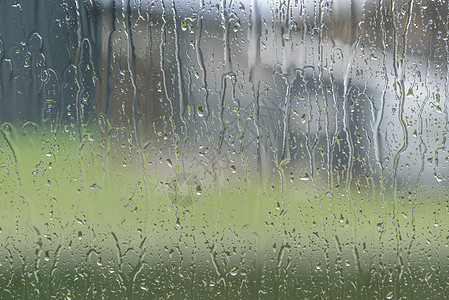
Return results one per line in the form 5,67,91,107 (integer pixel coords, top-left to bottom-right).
0,122,448,299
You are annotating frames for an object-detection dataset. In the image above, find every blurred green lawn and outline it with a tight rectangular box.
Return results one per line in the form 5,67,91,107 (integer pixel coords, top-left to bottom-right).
0,123,448,299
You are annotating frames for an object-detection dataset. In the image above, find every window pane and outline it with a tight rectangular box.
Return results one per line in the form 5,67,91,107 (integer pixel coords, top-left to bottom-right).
0,0,448,298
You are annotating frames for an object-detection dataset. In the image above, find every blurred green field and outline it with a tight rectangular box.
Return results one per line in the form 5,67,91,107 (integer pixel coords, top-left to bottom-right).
0,123,448,299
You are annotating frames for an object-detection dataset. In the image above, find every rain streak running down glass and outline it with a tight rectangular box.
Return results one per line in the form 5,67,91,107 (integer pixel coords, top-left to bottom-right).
0,0,448,299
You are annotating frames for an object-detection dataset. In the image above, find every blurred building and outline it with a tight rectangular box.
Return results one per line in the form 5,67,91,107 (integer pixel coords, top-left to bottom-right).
0,0,447,188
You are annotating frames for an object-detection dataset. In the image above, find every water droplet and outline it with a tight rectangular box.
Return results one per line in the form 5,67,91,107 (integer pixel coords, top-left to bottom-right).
197,106,204,117
300,173,309,181
196,186,202,195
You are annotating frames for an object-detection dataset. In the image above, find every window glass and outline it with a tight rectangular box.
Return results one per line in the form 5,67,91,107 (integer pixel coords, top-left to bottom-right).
0,0,448,298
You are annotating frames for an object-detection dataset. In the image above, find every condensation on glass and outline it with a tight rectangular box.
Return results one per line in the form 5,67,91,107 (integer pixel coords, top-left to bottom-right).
0,0,448,298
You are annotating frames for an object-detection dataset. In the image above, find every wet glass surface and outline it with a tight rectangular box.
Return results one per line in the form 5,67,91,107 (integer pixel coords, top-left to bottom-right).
0,0,448,298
